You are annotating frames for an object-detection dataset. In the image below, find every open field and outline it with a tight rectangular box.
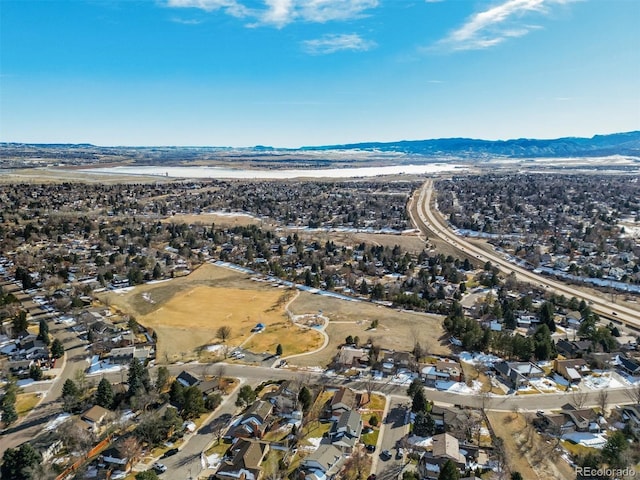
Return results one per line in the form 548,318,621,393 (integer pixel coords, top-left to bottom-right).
486,411,574,480
100,264,322,362
286,292,450,367
161,212,265,227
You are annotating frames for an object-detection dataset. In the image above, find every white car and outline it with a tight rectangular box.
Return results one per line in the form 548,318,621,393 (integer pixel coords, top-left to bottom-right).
152,463,168,473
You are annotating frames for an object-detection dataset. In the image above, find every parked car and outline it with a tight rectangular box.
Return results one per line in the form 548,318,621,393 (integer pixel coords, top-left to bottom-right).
396,448,404,459
380,450,391,461
365,444,376,453
152,463,167,474
161,448,179,458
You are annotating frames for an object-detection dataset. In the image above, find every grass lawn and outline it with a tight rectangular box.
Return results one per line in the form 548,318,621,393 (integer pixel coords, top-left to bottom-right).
362,393,387,412
362,429,379,446
301,421,331,446
16,393,40,417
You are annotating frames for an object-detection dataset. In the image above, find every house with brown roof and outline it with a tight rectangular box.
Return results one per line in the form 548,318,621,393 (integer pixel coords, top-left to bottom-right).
418,433,467,479
214,439,269,480
81,405,112,433
554,358,589,384
329,387,365,420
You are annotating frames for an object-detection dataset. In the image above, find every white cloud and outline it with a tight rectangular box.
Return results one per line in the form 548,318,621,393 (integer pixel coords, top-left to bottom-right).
302,33,376,55
167,0,378,28
167,0,249,18
435,0,578,51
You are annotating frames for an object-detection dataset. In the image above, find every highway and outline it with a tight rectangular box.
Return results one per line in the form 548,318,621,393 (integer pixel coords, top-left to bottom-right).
411,179,640,329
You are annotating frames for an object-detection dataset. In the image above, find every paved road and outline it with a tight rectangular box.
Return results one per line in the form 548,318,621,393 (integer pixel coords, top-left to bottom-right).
0,320,90,453
410,179,640,328
374,395,411,480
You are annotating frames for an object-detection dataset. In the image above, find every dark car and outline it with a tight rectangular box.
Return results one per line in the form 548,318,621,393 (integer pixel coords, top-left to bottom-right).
380,449,392,461
365,444,376,453
161,448,179,458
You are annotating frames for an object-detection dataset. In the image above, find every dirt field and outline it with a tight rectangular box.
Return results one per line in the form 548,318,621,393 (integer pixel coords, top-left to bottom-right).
486,411,574,480
286,291,450,367
100,264,322,362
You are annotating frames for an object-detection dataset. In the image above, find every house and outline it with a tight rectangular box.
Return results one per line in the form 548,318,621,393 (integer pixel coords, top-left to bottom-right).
380,351,412,374
177,370,200,387
329,387,364,419
494,361,544,389
418,433,466,479
31,431,64,462
226,401,273,440
328,410,362,452
106,345,153,364
430,405,472,436
421,360,462,385
264,380,301,418
214,439,269,480
556,339,592,358
618,355,640,376
301,445,345,479
539,406,601,435
621,405,640,434
81,405,112,433
335,346,369,369
554,358,589,384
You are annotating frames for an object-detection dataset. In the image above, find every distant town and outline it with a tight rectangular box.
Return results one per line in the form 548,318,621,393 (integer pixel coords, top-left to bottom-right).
1,143,640,480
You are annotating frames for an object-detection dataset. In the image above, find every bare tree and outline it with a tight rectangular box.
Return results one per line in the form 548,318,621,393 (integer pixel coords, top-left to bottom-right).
626,383,640,405
59,419,96,457
571,389,589,409
598,389,609,416
217,325,232,343
119,436,143,472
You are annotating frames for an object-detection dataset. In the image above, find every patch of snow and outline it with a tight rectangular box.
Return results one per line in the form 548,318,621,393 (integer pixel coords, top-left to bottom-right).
206,453,221,469
45,413,71,431
562,432,608,449
459,351,501,368
407,435,433,448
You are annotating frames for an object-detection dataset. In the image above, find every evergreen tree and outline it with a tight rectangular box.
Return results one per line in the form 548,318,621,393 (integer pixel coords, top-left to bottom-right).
438,459,460,480
155,366,170,392
236,385,257,408
407,378,424,399
1,443,42,480
96,378,115,409
411,387,429,413
1,378,18,426
50,338,65,358
29,364,43,381
12,310,28,336
413,411,436,437
181,386,206,419
298,386,312,412
127,358,150,397
37,319,50,345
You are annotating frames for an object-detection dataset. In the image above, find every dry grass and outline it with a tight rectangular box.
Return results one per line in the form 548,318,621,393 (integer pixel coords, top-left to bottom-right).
161,213,263,227
486,411,574,480
286,291,450,367
101,264,322,362
16,393,40,417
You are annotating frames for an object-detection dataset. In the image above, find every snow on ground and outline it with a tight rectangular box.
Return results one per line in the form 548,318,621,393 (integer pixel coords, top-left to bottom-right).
529,377,562,392
205,453,221,469
407,435,433,448
391,372,418,385
583,372,626,390
299,437,322,452
459,351,501,367
205,344,225,354
44,413,71,431
562,432,608,449
87,356,123,375
435,380,482,394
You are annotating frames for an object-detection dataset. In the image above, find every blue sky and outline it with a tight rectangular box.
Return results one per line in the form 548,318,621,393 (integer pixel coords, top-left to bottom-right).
1,0,639,147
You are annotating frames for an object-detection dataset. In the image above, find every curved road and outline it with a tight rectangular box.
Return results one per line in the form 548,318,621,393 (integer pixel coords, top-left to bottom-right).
411,179,640,329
